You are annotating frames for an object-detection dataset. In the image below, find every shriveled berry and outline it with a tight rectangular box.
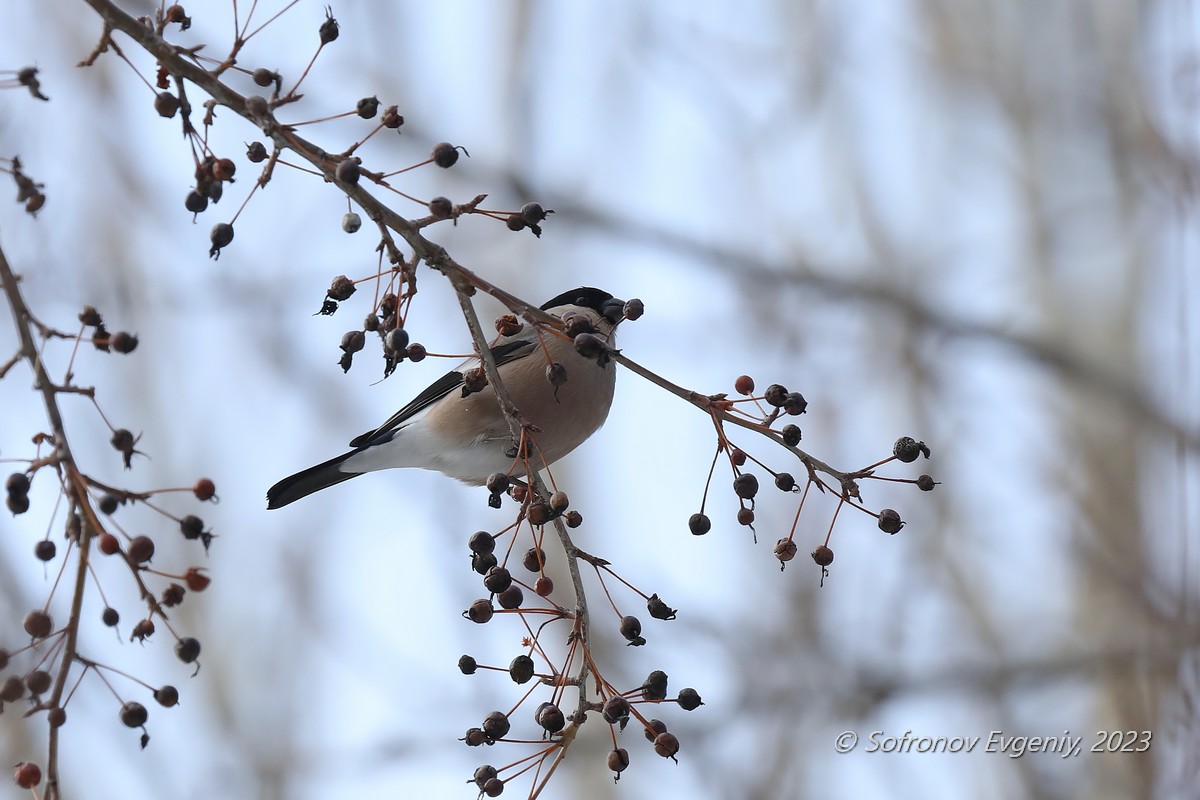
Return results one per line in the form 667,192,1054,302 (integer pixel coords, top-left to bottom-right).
462,728,489,747
522,547,546,572
244,94,269,116
13,762,41,789
508,655,535,684
893,436,921,463
622,298,645,320
428,196,453,218
677,687,703,711
545,362,567,389
607,747,630,774
384,327,410,353
405,343,426,362
102,607,119,627
246,141,268,162
811,545,834,566
341,212,362,233
733,473,759,499
878,508,904,534
335,158,360,185
735,375,755,395
34,540,55,561
381,105,403,128
784,392,808,415
1,676,25,702
154,685,179,707
643,718,667,742
209,222,234,256
25,670,51,695
520,202,548,224
775,472,796,491
482,777,504,797
432,142,463,168
469,531,495,555
130,618,155,642
465,599,494,624
534,576,553,597
473,765,498,789
458,655,477,675
356,95,380,118
127,535,155,564
620,615,645,646
688,512,711,535
193,478,216,501
485,473,509,495
471,552,498,575
565,510,583,528
647,593,677,620
642,670,668,701
764,384,788,407
730,448,747,467
483,566,512,594
535,702,565,733
916,474,938,491
481,710,510,740
463,367,488,395
154,91,179,117
496,584,523,609
603,696,631,725
120,701,147,728
327,275,355,302
736,507,755,526
110,331,138,354
174,636,201,663
562,311,594,337
526,501,550,526
654,731,680,759
781,424,801,446
774,539,798,562
23,610,52,639
340,330,366,355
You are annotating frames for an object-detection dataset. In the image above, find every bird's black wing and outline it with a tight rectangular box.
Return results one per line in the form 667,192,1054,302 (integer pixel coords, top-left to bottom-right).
347,338,537,448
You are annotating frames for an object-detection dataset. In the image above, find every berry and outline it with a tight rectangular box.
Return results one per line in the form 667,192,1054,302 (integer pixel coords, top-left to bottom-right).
47,707,66,727
483,566,512,594
534,576,554,597
473,765,498,789
572,332,606,361
13,762,41,789
356,96,380,118
98,532,120,555
471,552,498,575
892,436,922,463
520,202,547,224
733,473,759,500
34,540,55,561
878,508,904,534
405,343,426,362
643,718,667,742
154,91,179,118
784,392,807,415
507,654,535,684
174,637,201,663
213,158,236,182
154,685,179,707
688,512,711,535
549,491,569,513
128,535,155,563
469,531,496,555
481,710,510,741
185,190,208,214
774,472,796,491
545,362,568,389
647,593,677,621
342,212,362,233
736,507,755,526
677,687,703,711
6,472,31,494
428,196,453,218
734,375,755,395
764,384,788,407
381,106,404,128
102,607,120,627
622,298,645,320
458,655,478,675
246,141,268,162
602,696,630,724
654,731,680,759
23,610,52,639
1,676,25,702
522,547,547,572
774,539,798,562
781,424,801,446
193,478,216,501
318,8,339,44
916,474,938,491
432,142,463,168
335,158,360,185
25,670,51,695
607,748,630,774
496,585,523,609
340,330,366,354
120,701,148,728
642,670,668,701
209,222,234,256
184,567,210,592
811,545,834,566
620,615,645,646
6,493,30,515
384,327,410,353
465,599,494,624
251,68,276,87
535,702,565,733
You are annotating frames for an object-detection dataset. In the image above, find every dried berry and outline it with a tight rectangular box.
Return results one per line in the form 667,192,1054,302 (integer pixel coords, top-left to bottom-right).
622,298,645,320
47,707,66,727
496,584,523,609
340,330,366,355
335,158,360,185
564,510,583,528
562,312,594,337
34,540,55,561
482,778,503,797
385,327,410,353
327,275,356,302
508,655,535,684
98,533,120,555
251,68,277,87
110,332,139,354
535,702,565,733
209,222,234,257
774,472,796,491
916,474,938,491
213,158,236,182
381,105,403,128
318,8,339,44
688,512,711,535
342,212,362,233
185,189,208,214
878,508,904,534
572,332,606,361
246,141,268,162
6,493,30,515
462,728,489,747
23,610,52,639
642,670,668,701
647,593,677,621
481,710,510,741
893,436,922,463
120,701,148,728
485,473,509,495
184,567,210,592
483,566,512,594
545,362,568,389
174,636,201,663
643,718,667,742
1,676,25,702
472,765,498,789
620,615,645,646
730,448,747,467
13,762,41,789
764,384,788,407
432,142,464,168
520,202,548,224
128,535,155,564
130,618,155,642
458,655,478,675
602,696,630,724
677,687,703,711
356,95,380,118
774,538,798,562
468,530,495,555
781,424,801,446
733,473,759,500
405,343,426,362
522,547,546,572
471,552,498,575
549,491,569,513
465,599,494,624
180,514,204,540
154,685,179,707
154,91,179,118
7,472,31,496
735,374,755,395
102,607,120,627
25,670,51,696
79,306,103,326
784,392,808,415
736,507,755,526
607,747,630,774
653,731,680,759
462,367,488,395
534,576,553,597
811,545,834,566
428,196,453,219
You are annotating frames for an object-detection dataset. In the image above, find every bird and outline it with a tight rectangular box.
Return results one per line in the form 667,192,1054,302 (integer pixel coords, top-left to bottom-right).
266,287,626,509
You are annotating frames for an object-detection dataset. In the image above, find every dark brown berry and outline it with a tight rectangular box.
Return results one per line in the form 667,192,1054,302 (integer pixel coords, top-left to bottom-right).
213,158,236,182
25,670,51,696
534,576,553,597
381,105,403,128
775,472,796,491
916,474,938,491
34,540,55,561
642,670,668,701
677,687,703,711
428,195,453,218
79,305,103,326
520,202,548,224
781,424,801,446
47,707,66,727
244,94,269,116
607,748,630,774
432,142,463,168
774,539,798,562
602,696,630,725
764,384,788,407
468,531,495,555
465,599,494,624
481,710,510,740
730,448,747,467
535,702,565,733
458,655,478,675
327,275,356,301
1,676,25,702
162,586,184,608
483,566,512,594
734,375,755,395
356,96,380,118
154,685,179,707
647,593,676,621
688,512,711,535
130,618,155,642
736,507,755,526
485,473,509,495
462,728,489,747
110,332,138,354
120,701,148,728
128,536,155,564
6,493,30,515
496,585,523,609
193,478,216,501
251,68,277,87
572,332,606,360
340,330,366,354
335,158,360,185
878,508,904,534
406,343,426,362
811,545,834,566
733,473,759,499
522,547,546,572
562,311,594,337
653,731,680,759
482,777,503,797
472,765,498,788
622,298,645,320
643,718,667,742
784,392,807,415
185,190,208,214
471,552,498,575
564,510,583,528
246,141,268,162
893,436,921,463
385,327,410,353
98,533,120,555
508,655,535,684
23,610,52,639
318,8,339,44
174,637,201,663
526,501,550,526
620,615,645,646
154,91,179,118
209,222,234,256
102,607,120,627
463,367,488,395
545,362,568,389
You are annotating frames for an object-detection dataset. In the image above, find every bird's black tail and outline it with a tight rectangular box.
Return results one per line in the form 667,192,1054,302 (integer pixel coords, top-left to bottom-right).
267,451,361,509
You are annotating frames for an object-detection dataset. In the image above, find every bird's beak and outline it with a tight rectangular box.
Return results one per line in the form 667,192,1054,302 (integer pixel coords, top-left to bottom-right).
601,296,626,326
